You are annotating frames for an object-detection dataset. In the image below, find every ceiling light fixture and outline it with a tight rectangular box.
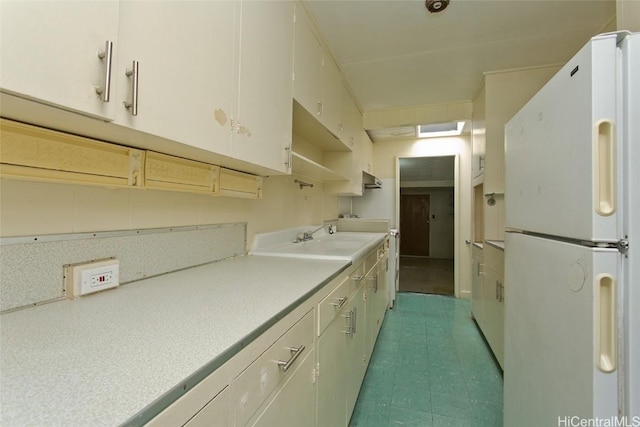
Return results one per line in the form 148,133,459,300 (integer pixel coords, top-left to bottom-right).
425,0,450,13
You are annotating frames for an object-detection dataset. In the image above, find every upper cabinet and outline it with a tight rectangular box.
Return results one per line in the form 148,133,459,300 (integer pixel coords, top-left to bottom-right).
293,4,347,141
232,0,294,174
0,1,120,121
293,5,323,122
1,0,294,176
471,84,486,183
115,1,236,158
115,0,293,175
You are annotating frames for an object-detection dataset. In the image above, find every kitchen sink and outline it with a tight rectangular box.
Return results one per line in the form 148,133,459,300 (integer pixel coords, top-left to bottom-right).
250,227,386,261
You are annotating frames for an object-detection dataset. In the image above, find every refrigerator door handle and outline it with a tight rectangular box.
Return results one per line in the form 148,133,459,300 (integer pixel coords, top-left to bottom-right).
594,119,616,217
595,273,617,373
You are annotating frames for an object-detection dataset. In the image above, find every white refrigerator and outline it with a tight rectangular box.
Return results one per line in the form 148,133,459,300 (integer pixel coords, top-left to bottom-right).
504,32,638,425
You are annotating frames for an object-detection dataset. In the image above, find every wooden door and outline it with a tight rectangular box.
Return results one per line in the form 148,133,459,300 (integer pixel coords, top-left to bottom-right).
400,194,430,256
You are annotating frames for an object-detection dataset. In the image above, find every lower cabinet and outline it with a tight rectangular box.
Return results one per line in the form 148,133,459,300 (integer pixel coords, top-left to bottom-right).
471,244,485,328
185,388,230,427
471,242,504,368
251,348,315,427
231,309,315,426
317,272,366,427
345,286,367,420
149,241,389,427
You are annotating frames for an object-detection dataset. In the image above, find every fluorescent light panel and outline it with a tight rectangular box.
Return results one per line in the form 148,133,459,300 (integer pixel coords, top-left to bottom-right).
417,121,465,138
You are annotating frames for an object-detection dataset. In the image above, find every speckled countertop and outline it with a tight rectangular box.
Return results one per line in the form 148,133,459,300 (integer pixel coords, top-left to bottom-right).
0,255,350,426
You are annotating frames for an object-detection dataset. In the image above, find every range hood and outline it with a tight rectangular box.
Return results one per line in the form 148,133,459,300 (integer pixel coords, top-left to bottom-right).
363,171,382,189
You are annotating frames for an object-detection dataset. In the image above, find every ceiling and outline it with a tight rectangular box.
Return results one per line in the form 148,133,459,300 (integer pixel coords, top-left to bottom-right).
305,0,616,112
400,156,455,183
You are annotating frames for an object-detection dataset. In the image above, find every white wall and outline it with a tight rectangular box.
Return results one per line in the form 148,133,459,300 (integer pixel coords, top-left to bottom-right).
0,174,339,249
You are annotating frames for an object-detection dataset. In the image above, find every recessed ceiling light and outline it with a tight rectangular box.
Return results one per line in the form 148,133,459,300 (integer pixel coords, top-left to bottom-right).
416,121,465,138
425,0,450,13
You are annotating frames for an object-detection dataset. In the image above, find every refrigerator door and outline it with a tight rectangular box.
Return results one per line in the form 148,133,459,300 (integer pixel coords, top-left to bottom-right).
504,233,619,426
621,32,640,418
505,33,620,242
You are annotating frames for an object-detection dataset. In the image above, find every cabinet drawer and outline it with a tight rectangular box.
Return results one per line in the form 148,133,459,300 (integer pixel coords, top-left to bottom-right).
184,387,229,427
317,274,362,336
219,168,263,199
484,243,504,276
364,248,379,276
0,119,143,188
231,309,314,426
145,151,219,194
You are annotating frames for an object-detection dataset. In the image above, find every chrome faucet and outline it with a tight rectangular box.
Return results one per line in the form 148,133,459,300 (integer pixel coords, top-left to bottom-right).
295,224,328,243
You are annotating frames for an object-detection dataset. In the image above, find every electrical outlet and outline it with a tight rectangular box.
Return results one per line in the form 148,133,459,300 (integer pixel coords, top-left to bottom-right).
65,258,119,298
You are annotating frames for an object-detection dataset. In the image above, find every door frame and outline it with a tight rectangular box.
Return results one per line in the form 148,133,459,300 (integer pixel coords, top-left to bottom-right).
395,154,461,297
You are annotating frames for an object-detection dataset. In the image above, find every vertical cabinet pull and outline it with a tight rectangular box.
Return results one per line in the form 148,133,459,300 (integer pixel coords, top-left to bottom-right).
96,40,113,102
284,145,292,169
276,345,305,373
352,306,357,334
124,60,139,116
342,310,353,336
595,274,617,373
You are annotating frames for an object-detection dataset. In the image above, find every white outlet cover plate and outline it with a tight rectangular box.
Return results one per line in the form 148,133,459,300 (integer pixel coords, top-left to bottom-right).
69,259,120,297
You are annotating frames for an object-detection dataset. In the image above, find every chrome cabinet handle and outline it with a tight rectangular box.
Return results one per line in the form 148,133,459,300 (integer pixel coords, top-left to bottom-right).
342,310,353,336
284,145,292,169
96,40,113,102
277,345,305,373
352,306,357,334
369,275,378,293
317,101,323,116
124,60,139,116
331,297,347,308
352,275,364,282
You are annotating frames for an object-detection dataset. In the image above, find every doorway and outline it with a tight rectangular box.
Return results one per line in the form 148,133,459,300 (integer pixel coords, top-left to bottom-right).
398,156,455,296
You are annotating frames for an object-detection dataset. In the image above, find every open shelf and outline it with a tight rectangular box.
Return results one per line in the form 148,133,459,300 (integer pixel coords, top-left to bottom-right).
291,151,348,182
292,101,352,152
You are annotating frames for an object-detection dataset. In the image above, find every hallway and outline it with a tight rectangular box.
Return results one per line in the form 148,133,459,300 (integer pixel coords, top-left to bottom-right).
349,293,503,426
399,257,455,296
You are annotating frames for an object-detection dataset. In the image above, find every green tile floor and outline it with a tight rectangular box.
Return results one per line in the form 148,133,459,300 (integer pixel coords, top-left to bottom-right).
349,292,503,427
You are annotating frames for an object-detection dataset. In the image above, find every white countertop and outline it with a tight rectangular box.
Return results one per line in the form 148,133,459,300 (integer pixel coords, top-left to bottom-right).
0,255,349,426
486,240,505,250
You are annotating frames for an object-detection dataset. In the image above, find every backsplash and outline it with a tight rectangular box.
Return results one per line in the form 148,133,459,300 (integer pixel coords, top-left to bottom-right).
0,223,246,312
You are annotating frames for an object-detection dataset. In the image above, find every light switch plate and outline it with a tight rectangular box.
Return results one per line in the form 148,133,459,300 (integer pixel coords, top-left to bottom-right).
65,258,119,299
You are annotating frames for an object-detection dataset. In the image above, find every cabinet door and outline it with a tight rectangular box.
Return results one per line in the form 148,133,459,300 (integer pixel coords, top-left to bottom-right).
185,388,230,427
340,85,362,149
251,350,315,427
471,247,485,325
321,52,343,137
0,1,119,120
362,130,374,174
115,1,236,156
293,5,322,119
482,268,502,365
233,0,294,174
346,288,367,422
317,310,348,427
472,84,486,179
